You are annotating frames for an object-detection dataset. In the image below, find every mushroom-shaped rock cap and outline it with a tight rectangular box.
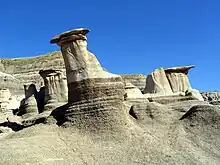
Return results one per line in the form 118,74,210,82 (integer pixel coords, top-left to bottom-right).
164,65,195,74
50,28,90,44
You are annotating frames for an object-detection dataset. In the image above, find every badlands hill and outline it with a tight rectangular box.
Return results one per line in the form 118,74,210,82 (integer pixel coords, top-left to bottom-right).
0,28,220,165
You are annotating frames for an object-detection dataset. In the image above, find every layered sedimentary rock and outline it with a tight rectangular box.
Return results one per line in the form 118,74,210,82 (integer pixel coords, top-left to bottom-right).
50,28,127,131
124,83,149,112
0,52,65,93
121,74,146,92
164,65,194,93
143,68,173,95
0,71,23,95
39,69,68,110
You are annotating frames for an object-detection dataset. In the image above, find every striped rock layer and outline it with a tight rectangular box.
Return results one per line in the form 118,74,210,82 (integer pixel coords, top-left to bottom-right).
50,28,128,132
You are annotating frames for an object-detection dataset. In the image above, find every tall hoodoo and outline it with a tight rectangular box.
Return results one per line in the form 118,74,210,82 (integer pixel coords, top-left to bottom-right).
50,28,126,131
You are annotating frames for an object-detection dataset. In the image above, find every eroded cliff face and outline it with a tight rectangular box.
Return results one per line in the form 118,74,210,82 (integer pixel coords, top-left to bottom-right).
0,52,149,95
0,52,65,93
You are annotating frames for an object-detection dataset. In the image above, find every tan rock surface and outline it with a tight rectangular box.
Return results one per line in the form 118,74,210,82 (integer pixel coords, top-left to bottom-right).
39,69,68,110
50,28,128,132
124,83,145,100
121,74,146,92
143,68,173,95
165,65,194,93
186,88,204,101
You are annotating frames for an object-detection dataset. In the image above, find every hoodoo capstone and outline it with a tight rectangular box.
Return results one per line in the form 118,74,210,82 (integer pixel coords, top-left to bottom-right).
50,28,127,131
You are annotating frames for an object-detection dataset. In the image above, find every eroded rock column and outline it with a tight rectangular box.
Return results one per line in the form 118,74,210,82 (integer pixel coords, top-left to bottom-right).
164,65,194,93
50,28,126,131
143,68,173,96
39,69,68,109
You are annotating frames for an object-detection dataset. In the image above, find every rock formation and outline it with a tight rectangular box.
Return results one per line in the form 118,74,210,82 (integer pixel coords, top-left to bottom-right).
1,26,220,165
0,89,11,109
185,88,204,101
124,83,145,101
164,65,194,93
50,28,127,131
0,71,23,95
18,84,38,116
143,68,173,96
39,69,68,110
201,91,220,102
121,74,146,92
0,88,21,110
0,52,65,94
143,65,204,101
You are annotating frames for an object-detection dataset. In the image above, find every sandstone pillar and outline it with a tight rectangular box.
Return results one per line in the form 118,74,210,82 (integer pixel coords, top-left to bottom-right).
143,68,173,96
50,28,126,131
164,65,194,93
39,69,68,105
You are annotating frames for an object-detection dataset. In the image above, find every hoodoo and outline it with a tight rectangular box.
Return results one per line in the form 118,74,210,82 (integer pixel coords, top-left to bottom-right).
50,28,127,132
39,69,68,110
164,65,194,93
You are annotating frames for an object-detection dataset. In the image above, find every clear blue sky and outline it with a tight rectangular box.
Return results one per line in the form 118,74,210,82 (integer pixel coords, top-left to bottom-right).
0,0,219,91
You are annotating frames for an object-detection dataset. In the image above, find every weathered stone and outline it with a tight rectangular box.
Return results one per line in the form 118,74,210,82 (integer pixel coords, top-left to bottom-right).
124,83,146,100
0,71,23,95
0,52,65,94
121,74,146,92
39,69,68,110
0,88,21,110
165,65,194,93
143,68,173,95
50,28,127,132
147,95,197,104
0,89,11,102
18,84,38,116
185,89,204,101
201,91,220,102
143,65,199,100
0,89,10,109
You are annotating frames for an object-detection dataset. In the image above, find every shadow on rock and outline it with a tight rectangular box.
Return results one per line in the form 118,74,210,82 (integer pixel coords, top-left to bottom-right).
0,121,24,132
50,104,69,126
